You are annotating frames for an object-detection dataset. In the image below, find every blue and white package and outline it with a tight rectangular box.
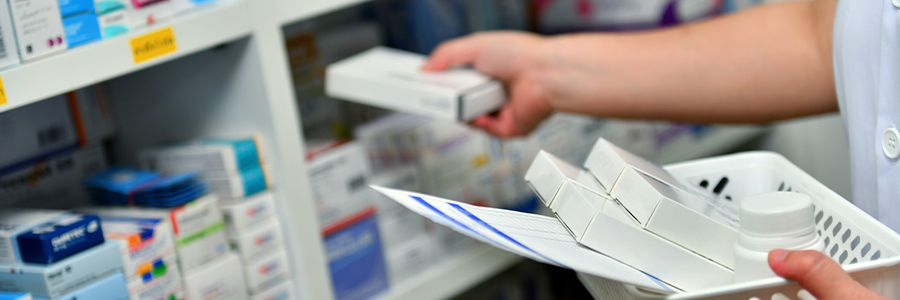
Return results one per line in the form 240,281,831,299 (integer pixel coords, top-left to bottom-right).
16,214,104,264
0,292,30,300
85,167,207,207
94,0,129,39
62,12,103,48
32,272,128,300
0,242,123,298
323,208,389,300
58,0,95,17
0,210,68,264
139,137,263,173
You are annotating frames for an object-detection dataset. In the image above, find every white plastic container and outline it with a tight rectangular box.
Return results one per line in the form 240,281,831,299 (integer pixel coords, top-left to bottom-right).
733,192,825,283
577,152,900,299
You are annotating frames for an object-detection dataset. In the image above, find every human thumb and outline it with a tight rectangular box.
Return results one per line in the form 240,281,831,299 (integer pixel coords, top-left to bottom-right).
768,249,887,300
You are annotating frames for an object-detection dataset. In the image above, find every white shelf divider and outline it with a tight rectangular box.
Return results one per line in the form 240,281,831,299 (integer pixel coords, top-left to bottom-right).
278,0,372,25
0,0,252,114
374,246,522,300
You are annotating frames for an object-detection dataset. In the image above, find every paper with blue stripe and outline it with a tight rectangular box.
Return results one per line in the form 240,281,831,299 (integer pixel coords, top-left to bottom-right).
371,185,675,292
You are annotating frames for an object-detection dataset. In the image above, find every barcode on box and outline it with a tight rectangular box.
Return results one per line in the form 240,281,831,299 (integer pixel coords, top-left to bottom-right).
0,25,7,60
38,124,66,147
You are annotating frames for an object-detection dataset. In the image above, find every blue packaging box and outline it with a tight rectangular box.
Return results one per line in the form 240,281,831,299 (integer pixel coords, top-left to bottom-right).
0,242,123,298
33,272,128,300
63,12,103,48
57,0,94,17
0,292,30,300
324,208,389,300
16,214,104,264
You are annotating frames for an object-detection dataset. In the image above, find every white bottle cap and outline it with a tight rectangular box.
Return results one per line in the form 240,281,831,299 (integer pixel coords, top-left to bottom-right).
739,192,815,238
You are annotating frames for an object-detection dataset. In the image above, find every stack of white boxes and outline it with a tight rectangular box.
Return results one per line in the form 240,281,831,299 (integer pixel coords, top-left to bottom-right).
139,136,295,299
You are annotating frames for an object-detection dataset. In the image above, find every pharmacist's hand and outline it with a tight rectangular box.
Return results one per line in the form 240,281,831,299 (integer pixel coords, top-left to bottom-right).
768,249,888,300
423,32,554,137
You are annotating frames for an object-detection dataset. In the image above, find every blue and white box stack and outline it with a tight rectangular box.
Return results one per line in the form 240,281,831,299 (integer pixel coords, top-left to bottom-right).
139,136,269,200
223,191,292,296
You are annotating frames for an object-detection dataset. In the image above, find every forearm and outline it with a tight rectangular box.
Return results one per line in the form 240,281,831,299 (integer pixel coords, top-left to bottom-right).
535,1,837,123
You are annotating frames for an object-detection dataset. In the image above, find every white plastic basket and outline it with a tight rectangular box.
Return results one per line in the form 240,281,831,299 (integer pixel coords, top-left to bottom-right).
578,151,900,300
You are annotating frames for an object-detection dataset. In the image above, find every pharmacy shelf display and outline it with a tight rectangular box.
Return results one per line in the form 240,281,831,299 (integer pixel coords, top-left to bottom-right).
0,1,252,114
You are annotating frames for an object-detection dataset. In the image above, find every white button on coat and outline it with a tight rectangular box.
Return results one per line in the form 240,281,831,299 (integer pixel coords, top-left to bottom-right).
884,127,900,159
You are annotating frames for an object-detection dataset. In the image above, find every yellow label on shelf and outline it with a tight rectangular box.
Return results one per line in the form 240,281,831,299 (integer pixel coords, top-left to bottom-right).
130,27,178,64
0,76,7,106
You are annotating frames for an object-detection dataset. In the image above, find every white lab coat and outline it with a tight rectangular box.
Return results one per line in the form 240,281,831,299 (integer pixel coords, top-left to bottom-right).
834,0,900,231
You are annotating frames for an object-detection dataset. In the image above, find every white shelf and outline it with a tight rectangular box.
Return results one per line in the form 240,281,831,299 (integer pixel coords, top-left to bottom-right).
374,245,523,300
0,0,252,114
278,0,372,25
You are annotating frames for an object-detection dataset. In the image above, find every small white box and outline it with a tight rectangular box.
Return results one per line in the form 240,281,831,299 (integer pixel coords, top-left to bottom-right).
249,279,294,300
219,191,276,231
82,195,229,270
326,47,506,121
583,138,682,191
8,0,67,61
182,253,247,300
0,1,19,69
524,150,606,208
98,216,176,281
0,210,67,264
242,250,290,294
610,167,740,269
227,219,283,262
125,258,184,300
308,141,375,227
554,180,734,291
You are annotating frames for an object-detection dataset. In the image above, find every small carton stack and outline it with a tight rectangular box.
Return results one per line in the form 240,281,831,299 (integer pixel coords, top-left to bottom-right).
0,210,129,300
140,136,294,299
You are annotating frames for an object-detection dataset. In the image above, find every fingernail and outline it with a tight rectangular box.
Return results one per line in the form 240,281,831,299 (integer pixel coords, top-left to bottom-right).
770,249,789,263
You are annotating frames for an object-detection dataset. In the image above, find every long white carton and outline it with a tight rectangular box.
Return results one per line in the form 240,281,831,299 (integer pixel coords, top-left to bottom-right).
525,150,606,208
583,138,681,191
554,180,734,291
182,252,247,300
126,261,184,300
249,279,294,300
0,146,107,208
326,47,507,121
610,167,740,269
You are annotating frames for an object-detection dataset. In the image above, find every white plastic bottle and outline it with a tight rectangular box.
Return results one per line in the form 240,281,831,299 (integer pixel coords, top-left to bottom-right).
733,191,826,283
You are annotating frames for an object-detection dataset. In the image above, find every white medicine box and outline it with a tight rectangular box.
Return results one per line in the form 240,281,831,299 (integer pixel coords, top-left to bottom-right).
326,46,507,122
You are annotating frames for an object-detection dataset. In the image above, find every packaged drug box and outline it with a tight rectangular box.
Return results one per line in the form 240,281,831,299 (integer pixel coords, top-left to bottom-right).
0,146,107,208
0,96,78,173
31,271,129,300
15,214,104,264
219,191,276,231
0,210,68,264
9,0,67,61
126,258,184,300
0,2,19,69
182,253,247,300
0,241,123,298
93,0,128,39
326,46,507,122
82,194,229,270
96,216,176,280
227,219,283,262
249,279,294,300
242,250,289,294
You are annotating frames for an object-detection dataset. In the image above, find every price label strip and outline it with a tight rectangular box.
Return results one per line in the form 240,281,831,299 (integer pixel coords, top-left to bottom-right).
131,27,178,64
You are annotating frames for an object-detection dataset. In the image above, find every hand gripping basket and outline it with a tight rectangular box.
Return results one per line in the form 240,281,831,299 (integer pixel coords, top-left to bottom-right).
578,151,900,300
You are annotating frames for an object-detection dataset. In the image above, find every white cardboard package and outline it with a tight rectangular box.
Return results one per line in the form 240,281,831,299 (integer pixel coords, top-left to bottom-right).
182,252,247,300
326,47,506,121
